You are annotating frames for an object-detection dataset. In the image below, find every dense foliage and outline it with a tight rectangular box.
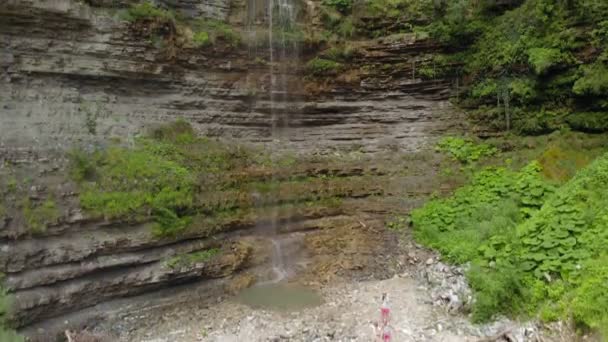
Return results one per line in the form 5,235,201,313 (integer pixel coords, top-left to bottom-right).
427,0,608,133
413,139,608,338
436,137,497,164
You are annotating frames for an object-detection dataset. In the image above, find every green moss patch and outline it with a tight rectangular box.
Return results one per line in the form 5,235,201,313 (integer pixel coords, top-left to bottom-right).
22,198,60,234
165,248,220,269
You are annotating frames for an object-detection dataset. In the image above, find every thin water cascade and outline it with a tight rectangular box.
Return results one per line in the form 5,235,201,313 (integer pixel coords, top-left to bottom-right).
266,0,299,283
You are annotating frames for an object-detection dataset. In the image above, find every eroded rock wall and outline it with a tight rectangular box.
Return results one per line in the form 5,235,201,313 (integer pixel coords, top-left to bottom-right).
0,0,463,339
0,0,459,156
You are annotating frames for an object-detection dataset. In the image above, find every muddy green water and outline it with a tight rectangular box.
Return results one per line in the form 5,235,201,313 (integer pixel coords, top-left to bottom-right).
235,284,323,311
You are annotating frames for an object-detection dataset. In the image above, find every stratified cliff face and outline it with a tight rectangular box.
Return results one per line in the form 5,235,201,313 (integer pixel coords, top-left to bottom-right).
0,0,459,156
0,0,462,339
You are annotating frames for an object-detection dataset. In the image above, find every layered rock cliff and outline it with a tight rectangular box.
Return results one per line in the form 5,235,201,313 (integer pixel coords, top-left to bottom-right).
0,0,458,155
0,0,463,339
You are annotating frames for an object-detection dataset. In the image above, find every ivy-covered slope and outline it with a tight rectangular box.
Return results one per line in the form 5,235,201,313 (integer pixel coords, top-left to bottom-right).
412,140,608,339
428,0,608,133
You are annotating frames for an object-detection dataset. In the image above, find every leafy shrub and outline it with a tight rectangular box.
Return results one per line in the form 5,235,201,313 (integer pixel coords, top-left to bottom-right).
417,55,451,79
514,109,561,135
412,162,552,264
337,17,355,38
322,0,353,13
78,143,195,228
418,151,608,330
527,47,566,75
508,78,537,105
436,137,497,164
428,0,608,129
22,198,60,234
165,248,220,269
386,215,407,231
191,19,241,47
324,44,361,61
192,31,210,47
566,112,608,133
471,79,498,100
573,63,608,96
121,1,175,22
364,0,435,20
569,255,608,336
69,149,99,182
412,161,555,318
468,262,528,322
150,119,195,142
153,207,193,237
306,57,343,76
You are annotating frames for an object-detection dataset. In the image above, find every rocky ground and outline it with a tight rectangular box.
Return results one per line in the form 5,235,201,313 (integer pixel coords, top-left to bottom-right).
94,242,574,342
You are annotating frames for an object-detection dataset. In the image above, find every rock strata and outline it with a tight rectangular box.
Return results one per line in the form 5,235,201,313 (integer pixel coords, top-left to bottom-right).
0,0,465,338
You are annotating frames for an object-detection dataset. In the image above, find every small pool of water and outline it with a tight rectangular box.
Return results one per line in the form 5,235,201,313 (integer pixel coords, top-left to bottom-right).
235,283,323,311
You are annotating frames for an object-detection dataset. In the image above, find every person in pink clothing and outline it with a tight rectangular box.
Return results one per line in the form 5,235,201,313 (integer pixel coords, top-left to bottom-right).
381,326,392,342
380,292,390,327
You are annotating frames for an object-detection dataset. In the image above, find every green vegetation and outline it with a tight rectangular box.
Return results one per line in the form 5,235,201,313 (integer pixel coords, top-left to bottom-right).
306,57,343,76
424,0,608,133
413,162,554,264
386,215,408,231
436,137,497,164
70,121,351,237
119,1,241,50
22,198,60,234
0,278,23,342
317,0,438,39
165,248,220,269
413,136,608,338
323,44,362,62
191,19,241,47
120,1,176,23
315,0,607,133
192,31,210,47
71,122,231,236
6,177,17,194
322,0,352,14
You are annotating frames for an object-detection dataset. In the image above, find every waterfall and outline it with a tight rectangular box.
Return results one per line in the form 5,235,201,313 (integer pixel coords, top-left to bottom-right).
268,0,299,283
269,0,298,136
247,0,300,284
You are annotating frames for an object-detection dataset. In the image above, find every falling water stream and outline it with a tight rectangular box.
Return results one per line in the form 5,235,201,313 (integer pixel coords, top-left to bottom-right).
236,0,323,310
269,238,289,283
266,0,298,284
